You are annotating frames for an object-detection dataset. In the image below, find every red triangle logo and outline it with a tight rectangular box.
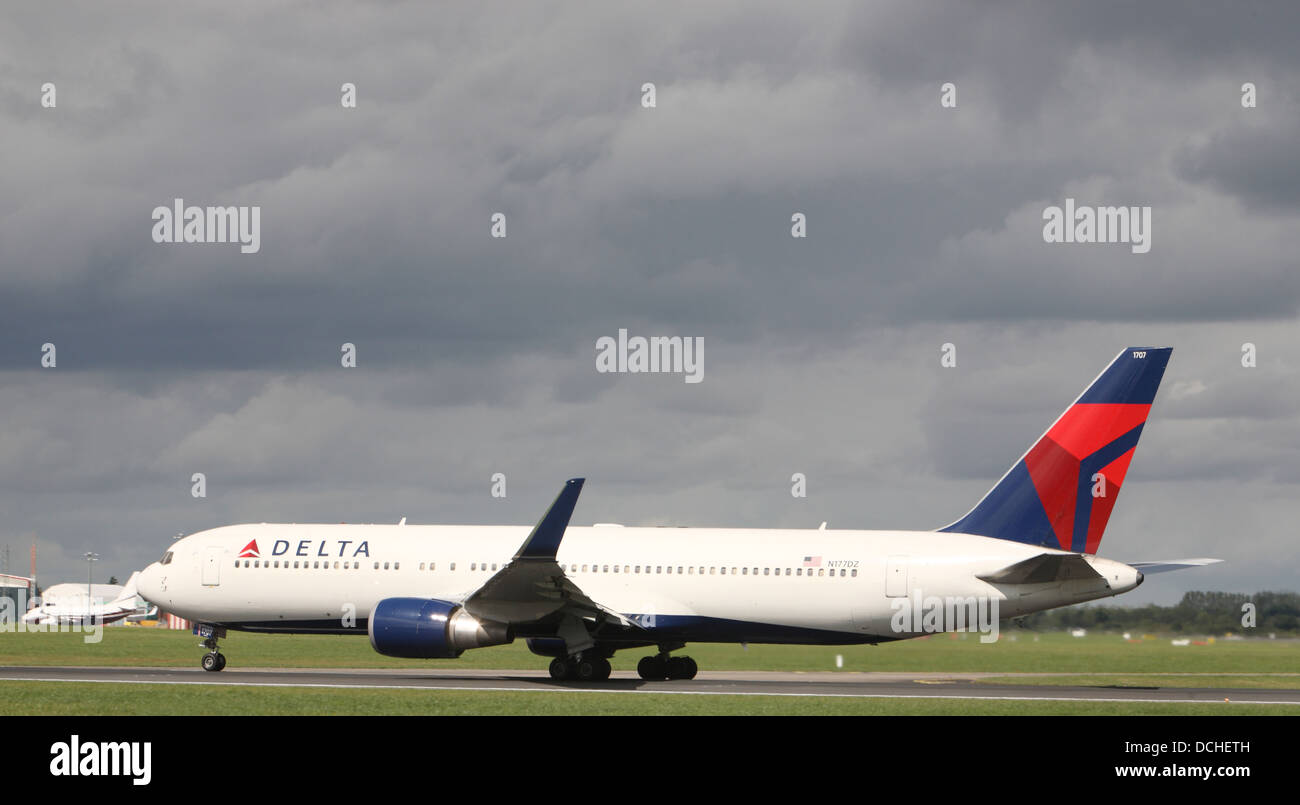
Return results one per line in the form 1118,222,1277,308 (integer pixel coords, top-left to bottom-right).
238,539,260,558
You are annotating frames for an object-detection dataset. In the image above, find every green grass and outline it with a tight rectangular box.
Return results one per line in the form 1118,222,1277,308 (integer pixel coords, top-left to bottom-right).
1,627,1296,675
2,681,1295,716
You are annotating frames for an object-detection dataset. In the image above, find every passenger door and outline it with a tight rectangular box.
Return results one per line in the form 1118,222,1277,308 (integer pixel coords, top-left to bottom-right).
202,547,222,586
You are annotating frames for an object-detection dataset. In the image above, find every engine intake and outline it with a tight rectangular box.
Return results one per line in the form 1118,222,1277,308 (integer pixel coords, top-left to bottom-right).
368,597,512,659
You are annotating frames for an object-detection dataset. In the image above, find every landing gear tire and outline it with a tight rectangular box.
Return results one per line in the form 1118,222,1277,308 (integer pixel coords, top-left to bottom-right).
576,656,612,682
679,656,697,680
202,652,224,672
637,655,667,680
549,657,574,681
214,653,227,672
666,656,698,680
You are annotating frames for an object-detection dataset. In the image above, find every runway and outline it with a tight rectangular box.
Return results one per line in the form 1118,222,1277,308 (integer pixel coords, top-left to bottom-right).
3,665,1299,704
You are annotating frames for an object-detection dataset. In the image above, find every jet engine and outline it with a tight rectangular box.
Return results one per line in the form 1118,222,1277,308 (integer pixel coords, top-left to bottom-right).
367,597,512,659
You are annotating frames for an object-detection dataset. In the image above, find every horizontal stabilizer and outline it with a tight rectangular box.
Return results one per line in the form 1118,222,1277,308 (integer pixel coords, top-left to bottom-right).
977,552,1102,585
1127,558,1222,574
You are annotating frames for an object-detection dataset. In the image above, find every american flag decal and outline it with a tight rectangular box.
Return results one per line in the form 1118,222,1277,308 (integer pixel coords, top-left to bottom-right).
802,556,822,567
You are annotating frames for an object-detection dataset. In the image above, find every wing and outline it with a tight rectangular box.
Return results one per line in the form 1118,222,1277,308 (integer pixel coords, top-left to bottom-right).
461,478,639,629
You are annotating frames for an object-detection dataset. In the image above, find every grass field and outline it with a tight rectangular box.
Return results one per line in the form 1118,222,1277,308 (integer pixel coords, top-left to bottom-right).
3,627,1297,715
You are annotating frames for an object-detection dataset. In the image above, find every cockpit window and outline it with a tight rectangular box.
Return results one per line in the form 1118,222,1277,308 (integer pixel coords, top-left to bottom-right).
160,551,174,565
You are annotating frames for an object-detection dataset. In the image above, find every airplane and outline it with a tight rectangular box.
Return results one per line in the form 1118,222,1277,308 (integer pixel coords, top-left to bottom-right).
136,347,1219,680
22,572,147,627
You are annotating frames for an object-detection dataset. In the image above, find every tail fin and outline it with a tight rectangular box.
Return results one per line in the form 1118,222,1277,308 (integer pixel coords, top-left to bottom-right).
112,572,141,605
939,347,1172,554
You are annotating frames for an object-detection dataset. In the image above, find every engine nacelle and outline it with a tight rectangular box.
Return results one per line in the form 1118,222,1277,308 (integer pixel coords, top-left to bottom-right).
368,597,512,659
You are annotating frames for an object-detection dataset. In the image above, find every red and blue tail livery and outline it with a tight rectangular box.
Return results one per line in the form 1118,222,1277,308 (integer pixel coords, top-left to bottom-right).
940,347,1172,554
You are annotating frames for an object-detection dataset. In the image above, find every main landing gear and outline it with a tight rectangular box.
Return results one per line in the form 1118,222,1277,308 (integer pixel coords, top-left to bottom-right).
197,625,228,672
544,647,699,682
549,653,612,682
637,652,697,681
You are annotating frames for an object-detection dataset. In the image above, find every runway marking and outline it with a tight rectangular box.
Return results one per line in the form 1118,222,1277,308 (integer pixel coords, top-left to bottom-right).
2,676,1298,705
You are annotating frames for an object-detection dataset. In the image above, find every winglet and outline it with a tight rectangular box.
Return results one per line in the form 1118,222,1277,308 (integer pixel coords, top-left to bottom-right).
513,478,585,560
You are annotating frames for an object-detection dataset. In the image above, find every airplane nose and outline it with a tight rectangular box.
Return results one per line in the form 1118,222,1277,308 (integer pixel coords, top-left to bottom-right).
137,564,161,602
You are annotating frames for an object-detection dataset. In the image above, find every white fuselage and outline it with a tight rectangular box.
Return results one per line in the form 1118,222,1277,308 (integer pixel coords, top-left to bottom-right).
136,523,1141,645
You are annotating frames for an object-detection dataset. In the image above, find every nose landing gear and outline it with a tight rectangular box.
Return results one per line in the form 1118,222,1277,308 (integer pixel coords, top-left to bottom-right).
201,649,227,672
195,623,228,672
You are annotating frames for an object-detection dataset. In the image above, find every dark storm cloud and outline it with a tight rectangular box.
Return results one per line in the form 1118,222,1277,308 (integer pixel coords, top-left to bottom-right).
0,2,1296,599
1176,114,1300,211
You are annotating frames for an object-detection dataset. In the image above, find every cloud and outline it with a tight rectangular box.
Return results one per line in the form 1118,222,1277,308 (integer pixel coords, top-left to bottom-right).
0,2,1296,601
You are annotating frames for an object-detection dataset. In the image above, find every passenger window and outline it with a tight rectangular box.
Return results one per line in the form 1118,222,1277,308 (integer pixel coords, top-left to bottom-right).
450,562,456,571
742,567,748,575
677,567,683,574
491,564,497,571
254,560,260,568
624,565,630,573
688,566,694,575
710,567,716,575
384,562,390,570
818,568,824,577
763,568,769,576
372,562,378,570
420,563,425,570
797,568,802,576
666,566,672,574
614,565,620,573
731,567,737,575
720,567,726,575
394,562,400,570
603,565,609,573
635,566,640,574
431,562,436,571
851,569,858,577
471,563,477,571
582,564,588,572
656,566,662,574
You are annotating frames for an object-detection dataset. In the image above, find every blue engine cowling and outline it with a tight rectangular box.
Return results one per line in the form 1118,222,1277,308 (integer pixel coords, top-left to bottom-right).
368,598,512,659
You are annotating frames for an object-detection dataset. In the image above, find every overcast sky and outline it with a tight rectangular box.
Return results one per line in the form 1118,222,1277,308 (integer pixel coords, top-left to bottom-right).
1,2,1297,605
